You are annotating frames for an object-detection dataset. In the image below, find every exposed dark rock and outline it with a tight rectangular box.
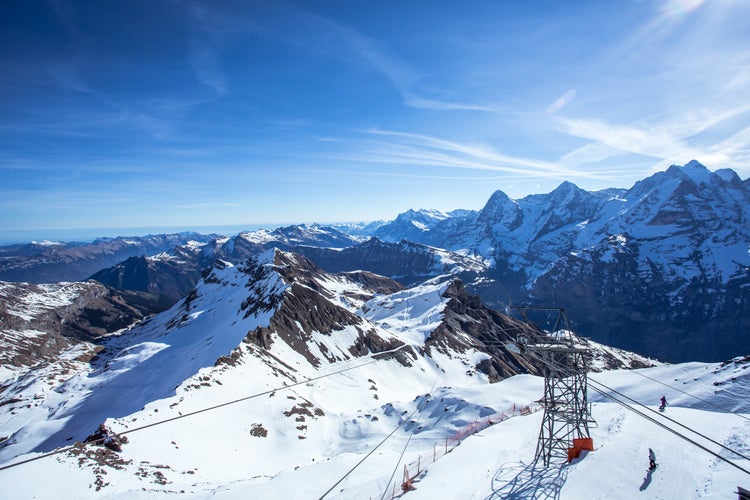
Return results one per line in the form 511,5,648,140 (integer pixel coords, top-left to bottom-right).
424,280,541,381
0,281,164,376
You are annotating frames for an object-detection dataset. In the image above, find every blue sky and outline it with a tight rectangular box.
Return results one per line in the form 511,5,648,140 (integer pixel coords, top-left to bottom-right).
1,0,749,237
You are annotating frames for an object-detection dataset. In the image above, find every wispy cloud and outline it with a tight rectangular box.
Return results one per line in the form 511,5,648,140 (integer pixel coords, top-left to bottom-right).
183,3,234,96
402,94,503,113
550,0,750,173
321,129,614,182
188,42,227,95
186,1,499,113
556,117,693,159
556,101,750,171
659,0,704,18
559,142,622,167
546,89,576,115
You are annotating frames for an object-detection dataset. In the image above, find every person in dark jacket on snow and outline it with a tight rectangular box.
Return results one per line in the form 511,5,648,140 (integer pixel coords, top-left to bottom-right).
659,396,668,411
649,448,657,471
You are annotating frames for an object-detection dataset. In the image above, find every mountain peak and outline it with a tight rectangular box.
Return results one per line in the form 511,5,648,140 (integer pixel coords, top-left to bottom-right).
397,208,449,222
549,180,586,200
479,190,520,223
684,159,707,170
666,160,713,186
554,179,580,191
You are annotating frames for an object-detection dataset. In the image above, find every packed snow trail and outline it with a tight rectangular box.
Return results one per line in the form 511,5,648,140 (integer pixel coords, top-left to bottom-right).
588,378,750,469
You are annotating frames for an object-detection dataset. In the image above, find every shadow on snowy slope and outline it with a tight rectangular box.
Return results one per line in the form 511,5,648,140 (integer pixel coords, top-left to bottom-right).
486,460,568,500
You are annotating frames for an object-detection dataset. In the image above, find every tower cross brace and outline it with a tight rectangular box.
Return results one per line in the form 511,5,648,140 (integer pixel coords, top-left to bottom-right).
513,307,595,467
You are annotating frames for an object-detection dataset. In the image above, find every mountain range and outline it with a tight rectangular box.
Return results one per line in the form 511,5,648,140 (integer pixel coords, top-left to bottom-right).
0,248,653,459
0,233,216,284
0,161,748,497
0,160,747,364
67,160,749,363
362,160,750,363
0,246,746,498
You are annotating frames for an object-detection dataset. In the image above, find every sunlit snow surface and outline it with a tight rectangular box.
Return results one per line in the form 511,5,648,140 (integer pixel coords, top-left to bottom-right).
2,359,749,499
1,255,748,498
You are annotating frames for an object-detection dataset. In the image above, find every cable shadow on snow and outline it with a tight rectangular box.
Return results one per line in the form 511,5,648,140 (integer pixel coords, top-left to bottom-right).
486,460,569,500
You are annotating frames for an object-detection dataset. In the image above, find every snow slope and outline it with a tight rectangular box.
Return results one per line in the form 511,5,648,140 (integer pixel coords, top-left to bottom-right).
1,358,748,499
0,250,746,499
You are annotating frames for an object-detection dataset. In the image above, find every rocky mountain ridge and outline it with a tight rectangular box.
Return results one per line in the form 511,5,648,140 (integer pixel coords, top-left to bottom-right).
0,249,654,462
0,281,163,384
0,233,215,284
336,161,750,362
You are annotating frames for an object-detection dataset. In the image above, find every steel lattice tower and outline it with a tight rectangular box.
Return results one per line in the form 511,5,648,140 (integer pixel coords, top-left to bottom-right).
514,307,595,467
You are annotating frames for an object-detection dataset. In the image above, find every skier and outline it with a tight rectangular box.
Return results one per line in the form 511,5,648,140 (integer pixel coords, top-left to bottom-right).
648,448,657,471
659,396,668,411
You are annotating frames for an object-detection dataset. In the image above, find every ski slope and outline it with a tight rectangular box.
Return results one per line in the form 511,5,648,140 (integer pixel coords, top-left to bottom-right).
1,357,748,499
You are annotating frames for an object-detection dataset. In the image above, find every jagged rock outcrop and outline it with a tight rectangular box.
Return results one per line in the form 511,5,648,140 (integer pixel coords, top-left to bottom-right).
424,280,540,381
244,251,406,366
0,281,163,380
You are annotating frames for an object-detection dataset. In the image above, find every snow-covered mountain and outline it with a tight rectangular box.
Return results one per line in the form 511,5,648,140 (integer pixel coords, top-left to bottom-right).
296,237,489,287
87,227,486,311
337,161,750,363
87,224,365,306
0,250,655,471
0,280,163,384
0,253,743,499
373,209,477,244
0,233,216,284
215,223,362,261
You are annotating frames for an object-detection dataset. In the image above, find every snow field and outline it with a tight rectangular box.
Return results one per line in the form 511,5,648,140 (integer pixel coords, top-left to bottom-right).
2,248,749,498
1,361,749,499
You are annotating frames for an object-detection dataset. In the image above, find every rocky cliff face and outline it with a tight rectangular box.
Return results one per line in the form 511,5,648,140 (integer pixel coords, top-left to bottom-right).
240,251,407,367
423,280,540,381
0,281,162,383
